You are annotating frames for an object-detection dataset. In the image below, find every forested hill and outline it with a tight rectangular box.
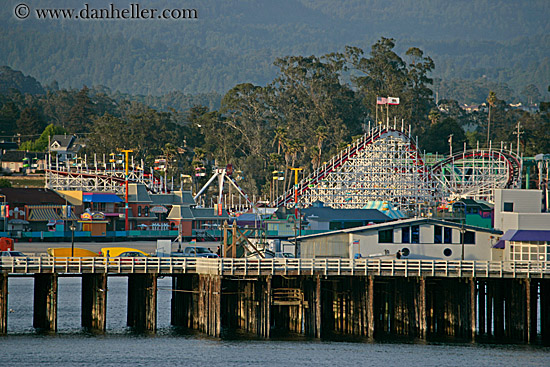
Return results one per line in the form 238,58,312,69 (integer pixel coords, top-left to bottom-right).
1,0,549,102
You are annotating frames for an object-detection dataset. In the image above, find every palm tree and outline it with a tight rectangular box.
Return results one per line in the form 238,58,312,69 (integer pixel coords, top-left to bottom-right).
486,91,497,148
272,127,287,155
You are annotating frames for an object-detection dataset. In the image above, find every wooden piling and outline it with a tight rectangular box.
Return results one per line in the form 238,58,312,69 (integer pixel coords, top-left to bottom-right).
478,280,486,336
0,274,7,335
486,279,493,337
470,278,476,340
33,273,58,331
492,280,504,338
81,274,107,332
127,274,157,332
418,277,427,339
197,274,222,337
315,275,322,338
367,276,374,338
541,279,550,343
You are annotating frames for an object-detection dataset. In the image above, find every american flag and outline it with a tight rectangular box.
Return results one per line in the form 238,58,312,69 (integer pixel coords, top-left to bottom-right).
353,240,360,245
376,97,387,105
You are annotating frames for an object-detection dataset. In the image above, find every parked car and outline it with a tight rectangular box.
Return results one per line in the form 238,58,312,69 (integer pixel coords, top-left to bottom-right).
116,251,148,264
275,252,295,258
0,250,28,264
99,247,150,257
172,246,219,258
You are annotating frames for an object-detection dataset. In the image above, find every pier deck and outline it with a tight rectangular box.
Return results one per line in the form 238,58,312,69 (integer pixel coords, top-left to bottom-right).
1,257,549,278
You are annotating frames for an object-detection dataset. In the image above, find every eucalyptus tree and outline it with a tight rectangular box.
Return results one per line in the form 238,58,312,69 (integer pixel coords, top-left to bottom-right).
344,38,435,133
269,54,363,178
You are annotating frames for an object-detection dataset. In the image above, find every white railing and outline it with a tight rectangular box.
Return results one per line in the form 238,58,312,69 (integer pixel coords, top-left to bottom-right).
1,257,549,278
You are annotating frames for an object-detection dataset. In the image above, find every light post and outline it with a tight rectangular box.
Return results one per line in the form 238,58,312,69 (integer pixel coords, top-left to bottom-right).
272,171,284,202
70,223,76,257
454,201,466,260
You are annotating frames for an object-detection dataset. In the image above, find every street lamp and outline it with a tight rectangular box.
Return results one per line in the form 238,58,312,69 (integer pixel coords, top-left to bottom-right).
70,223,76,257
453,201,466,260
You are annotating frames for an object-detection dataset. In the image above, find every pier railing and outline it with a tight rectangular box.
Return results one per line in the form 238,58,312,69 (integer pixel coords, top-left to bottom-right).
1,257,549,278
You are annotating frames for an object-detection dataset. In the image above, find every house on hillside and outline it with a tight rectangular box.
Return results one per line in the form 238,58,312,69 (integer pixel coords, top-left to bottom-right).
49,134,84,162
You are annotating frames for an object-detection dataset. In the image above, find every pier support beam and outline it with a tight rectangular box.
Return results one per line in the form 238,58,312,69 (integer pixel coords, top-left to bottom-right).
418,277,427,339
0,274,7,335
127,274,157,332
426,278,473,340
171,274,222,337
171,274,197,329
367,276,375,338
81,274,107,332
541,279,550,343
197,274,222,337
33,273,58,331
478,280,486,336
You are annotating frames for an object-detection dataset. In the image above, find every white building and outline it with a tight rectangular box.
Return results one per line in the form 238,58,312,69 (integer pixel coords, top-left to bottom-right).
493,189,550,261
298,218,502,261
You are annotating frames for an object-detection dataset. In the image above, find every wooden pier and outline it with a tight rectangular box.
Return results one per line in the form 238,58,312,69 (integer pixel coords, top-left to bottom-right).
1,257,549,343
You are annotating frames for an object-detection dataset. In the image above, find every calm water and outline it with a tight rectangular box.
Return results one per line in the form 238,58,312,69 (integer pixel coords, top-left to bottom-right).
2,277,550,367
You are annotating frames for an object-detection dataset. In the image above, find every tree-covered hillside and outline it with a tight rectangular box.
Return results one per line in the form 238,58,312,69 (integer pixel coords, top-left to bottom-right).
2,38,550,198
1,0,549,102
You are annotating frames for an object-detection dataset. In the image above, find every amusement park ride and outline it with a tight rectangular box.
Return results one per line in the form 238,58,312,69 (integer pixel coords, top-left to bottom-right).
44,122,539,216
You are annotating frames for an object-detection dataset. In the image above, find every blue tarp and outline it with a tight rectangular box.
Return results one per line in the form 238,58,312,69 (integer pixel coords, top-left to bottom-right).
82,193,123,203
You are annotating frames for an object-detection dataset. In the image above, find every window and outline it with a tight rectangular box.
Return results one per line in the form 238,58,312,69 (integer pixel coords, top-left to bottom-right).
461,231,476,244
137,206,141,217
411,225,420,244
144,206,149,217
402,227,410,243
509,241,548,261
503,202,514,212
434,225,442,244
444,227,453,244
378,229,394,243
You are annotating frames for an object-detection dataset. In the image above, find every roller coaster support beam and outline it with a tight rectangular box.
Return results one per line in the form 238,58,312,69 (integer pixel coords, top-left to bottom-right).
121,149,133,231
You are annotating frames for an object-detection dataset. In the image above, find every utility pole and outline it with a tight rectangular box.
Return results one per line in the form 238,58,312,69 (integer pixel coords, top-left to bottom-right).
513,121,523,156
121,149,133,232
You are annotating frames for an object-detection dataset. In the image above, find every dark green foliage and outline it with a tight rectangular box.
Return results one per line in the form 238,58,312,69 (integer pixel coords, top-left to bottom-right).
0,1,548,100
422,118,466,155
0,101,20,135
19,124,67,152
16,107,45,141
0,66,45,95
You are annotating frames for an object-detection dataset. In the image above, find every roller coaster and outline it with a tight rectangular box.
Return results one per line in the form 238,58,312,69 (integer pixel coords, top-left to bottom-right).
273,123,522,215
44,123,524,216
